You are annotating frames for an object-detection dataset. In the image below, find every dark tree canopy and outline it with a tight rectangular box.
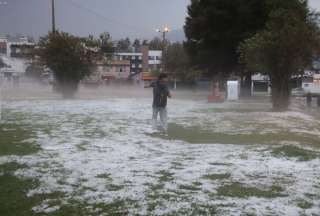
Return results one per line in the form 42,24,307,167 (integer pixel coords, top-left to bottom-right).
116,37,132,52
184,0,269,78
99,32,114,54
0,58,5,68
148,37,165,50
133,39,141,51
39,31,93,98
240,0,320,110
164,43,199,81
81,32,114,54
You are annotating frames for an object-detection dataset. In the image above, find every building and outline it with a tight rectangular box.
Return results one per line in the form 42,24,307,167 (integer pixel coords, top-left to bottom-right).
0,34,35,58
113,52,143,76
88,59,131,84
148,50,162,72
0,34,35,81
86,46,162,85
8,42,35,58
112,48,162,85
0,35,7,55
114,50,162,74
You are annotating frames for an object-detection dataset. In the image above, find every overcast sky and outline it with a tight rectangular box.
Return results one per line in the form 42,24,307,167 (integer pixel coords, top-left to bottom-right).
0,0,319,40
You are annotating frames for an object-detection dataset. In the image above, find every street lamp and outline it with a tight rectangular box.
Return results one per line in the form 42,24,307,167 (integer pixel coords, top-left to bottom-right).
156,27,170,73
51,0,56,33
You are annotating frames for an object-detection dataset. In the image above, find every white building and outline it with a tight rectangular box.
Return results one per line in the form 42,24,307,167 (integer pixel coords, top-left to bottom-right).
148,50,162,71
0,34,34,79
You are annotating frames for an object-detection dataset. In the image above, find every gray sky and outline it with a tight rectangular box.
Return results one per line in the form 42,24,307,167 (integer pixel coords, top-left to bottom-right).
0,0,319,40
0,0,190,40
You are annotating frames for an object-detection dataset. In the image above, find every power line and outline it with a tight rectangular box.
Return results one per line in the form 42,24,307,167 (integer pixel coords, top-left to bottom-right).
63,0,150,35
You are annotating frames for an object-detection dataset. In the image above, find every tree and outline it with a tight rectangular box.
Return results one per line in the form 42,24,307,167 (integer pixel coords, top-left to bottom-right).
38,31,93,98
184,0,269,87
142,39,149,46
116,37,131,52
25,62,45,79
164,42,199,81
239,0,320,110
99,32,114,54
0,58,4,68
149,37,165,50
81,32,114,55
133,39,141,51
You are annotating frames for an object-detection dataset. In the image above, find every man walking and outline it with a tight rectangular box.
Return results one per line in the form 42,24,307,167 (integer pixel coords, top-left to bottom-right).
146,73,171,132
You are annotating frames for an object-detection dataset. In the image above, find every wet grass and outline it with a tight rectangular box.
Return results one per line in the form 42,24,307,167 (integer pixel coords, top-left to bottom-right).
157,170,175,183
203,173,231,181
96,173,112,180
145,170,179,213
193,107,270,114
216,183,286,198
0,161,137,216
297,199,313,209
2,102,320,215
37,198,138,216
164,203,218,216
210,162,232,166
0,162,64,216
95,173,124,191
271,145,319,161
178,184,202,191
151,123,320,145
76,141,89,151
0,123,40,156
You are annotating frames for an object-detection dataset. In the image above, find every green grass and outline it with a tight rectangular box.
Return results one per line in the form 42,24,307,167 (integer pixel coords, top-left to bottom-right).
193,107,270,114
209,162,232,166
178,184,202,191
44,198,138,216
0,161,137,216
297,199,313,209
0,123,40,156
150,123,320,145
271,145,319,161
76,141,89,151
216,183,286,198
0,162,65,216
164,203,217,216
157,170,175,183
96,173,112,180
203,173,231,181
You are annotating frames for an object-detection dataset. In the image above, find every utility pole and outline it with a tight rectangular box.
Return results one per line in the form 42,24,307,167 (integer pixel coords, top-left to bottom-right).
156,27,170,73
51,0,56,33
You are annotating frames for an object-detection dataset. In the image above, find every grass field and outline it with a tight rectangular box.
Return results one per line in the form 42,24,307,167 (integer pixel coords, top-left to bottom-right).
1,98,320,215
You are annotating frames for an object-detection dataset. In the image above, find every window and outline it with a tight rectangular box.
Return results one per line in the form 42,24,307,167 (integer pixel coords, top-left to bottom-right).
132,64,136,68
131,56,135,60
138,56,142,60
139,64,142,68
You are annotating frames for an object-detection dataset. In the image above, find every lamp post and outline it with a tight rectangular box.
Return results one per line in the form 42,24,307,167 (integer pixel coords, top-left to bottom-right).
156,27,170,73
51,0,56,33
